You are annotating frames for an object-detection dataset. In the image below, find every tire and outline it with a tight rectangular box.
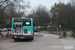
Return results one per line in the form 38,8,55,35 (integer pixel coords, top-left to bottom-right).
31,38,34,40
14,39,17,41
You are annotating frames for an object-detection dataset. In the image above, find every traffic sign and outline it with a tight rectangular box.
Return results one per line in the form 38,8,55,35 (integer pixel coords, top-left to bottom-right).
63,19,67,24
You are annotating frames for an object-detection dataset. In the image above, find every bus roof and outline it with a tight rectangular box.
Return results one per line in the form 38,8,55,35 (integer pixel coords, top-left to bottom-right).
13,18,32,22
13,18,32,19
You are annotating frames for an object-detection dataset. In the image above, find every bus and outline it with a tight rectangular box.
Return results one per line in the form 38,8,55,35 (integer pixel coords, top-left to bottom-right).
11,18,34,40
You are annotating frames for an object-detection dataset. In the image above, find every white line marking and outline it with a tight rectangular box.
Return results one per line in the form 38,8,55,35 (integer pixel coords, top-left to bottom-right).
50,46,74,49
63,46,74,49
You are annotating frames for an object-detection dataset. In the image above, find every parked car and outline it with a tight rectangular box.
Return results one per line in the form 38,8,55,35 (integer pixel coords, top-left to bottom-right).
2,28,8,31
7,28,11,31
0,29,2,32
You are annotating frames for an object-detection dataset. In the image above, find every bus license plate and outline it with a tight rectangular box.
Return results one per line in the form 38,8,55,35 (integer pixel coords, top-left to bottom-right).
20,37,25,39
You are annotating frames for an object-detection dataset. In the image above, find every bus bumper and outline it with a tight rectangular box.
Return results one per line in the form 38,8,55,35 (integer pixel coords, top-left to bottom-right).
12,35,34,39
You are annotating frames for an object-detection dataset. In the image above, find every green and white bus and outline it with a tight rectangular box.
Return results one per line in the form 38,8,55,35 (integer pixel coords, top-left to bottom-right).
11,17,34,40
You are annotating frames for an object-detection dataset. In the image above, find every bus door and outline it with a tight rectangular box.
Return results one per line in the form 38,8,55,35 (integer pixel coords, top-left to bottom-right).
13,22,23,35
22,21,32,35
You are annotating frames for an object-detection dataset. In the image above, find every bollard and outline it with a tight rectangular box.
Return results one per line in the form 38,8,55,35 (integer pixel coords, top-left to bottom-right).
4,35,6,39
49,30,50,33
39,32,40,34
63,31,66,37
0,35,1,40
0,33,1,40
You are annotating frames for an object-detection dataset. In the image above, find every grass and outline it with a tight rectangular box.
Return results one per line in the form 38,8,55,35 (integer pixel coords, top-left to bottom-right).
9,34,11,37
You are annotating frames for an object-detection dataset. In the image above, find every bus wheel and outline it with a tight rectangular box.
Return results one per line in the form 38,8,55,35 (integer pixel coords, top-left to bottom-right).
31,38,34,40
14,39,17,41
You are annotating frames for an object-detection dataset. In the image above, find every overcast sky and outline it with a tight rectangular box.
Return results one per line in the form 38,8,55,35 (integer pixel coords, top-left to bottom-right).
26,0,69,14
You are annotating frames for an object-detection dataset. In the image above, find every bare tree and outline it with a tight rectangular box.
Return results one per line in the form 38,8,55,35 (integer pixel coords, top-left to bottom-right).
28,5,51,26
0,0,30,28
0,0,30,14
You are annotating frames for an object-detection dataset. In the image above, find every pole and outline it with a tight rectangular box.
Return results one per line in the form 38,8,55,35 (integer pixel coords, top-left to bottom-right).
57,0,60,33
57,27,58,33
72,0,74,31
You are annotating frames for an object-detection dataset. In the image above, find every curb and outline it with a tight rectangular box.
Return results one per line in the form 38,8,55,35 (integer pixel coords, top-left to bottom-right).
34,34,44,37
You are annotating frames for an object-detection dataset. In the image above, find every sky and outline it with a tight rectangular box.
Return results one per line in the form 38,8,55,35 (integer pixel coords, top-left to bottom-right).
26,0,69,14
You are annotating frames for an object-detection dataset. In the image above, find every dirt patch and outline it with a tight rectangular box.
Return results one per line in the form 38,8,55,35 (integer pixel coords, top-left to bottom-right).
59,34,68,39
3,37,11,40
70,34,75,39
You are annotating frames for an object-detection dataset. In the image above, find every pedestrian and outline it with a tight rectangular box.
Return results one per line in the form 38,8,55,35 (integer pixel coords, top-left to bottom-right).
63,31,66,37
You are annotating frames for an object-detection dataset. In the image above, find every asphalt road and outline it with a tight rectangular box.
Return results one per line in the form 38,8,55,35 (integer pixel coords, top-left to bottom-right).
0,32,75,50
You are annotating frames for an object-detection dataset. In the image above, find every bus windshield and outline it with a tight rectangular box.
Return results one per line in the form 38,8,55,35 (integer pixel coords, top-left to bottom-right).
23,21,31,26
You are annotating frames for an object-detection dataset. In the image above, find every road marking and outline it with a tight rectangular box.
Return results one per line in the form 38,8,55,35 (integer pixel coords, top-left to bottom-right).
50,46,74,49
50,46,62,48
63,46,74,50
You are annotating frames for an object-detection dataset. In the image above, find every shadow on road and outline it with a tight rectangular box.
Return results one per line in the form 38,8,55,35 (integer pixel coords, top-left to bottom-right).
13,39,33,42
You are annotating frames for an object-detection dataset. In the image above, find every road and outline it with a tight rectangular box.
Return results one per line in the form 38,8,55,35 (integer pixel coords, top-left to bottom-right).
0,32,75,50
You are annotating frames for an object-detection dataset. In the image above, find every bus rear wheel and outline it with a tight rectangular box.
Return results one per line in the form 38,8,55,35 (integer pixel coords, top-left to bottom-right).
14,39,17,41
31,38,34,40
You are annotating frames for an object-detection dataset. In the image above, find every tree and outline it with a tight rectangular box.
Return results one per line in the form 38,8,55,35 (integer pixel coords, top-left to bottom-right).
50,3,65,27
0,0,30,13
50,2,75,30
28,5,51,26
0,0,30,28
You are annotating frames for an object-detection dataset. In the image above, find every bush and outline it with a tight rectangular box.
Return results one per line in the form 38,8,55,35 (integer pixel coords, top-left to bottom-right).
9,34,11,37
72,32,75,37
